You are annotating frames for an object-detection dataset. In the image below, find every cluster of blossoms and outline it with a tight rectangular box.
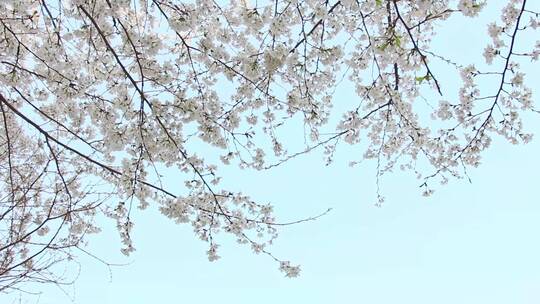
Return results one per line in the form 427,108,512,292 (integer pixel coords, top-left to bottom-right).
0,0,538,291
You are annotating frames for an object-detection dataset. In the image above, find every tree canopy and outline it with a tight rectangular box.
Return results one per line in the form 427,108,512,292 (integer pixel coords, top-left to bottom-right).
0,0,538,292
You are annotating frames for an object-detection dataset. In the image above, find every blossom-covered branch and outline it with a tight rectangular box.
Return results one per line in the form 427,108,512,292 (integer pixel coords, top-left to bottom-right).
0,0,538,292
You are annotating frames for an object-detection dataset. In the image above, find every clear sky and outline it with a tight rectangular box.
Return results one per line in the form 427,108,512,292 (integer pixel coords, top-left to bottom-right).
3,2,540,303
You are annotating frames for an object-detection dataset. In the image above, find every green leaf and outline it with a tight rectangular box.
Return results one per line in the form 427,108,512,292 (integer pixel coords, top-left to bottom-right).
415,76,426,83
377,42,389,51
394,35,401,48
415,74,431,83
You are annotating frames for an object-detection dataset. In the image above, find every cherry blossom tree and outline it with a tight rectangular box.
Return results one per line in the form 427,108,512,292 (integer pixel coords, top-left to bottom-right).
1,0,538,292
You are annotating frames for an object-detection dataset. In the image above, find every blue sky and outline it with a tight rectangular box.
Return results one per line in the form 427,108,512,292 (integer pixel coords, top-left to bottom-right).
3,2,540,303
